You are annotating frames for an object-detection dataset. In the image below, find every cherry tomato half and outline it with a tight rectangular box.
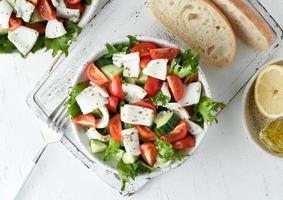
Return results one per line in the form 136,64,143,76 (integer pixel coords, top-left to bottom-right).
108,75,123,100
150,48,180,61
131,42,158,57
107,96,119,113
86,63,108,86
167,75,184,101
66,1,85,13
65,0,81,5
37,0,56,20
132,99,157,113
136,125,155,140
160,120,188,143
25,23,46,35
173,135,196,150
109,114,122,141
8,16,22,31
28,0,38,5
140,142,157,166
73,114,96,128
144,77,163,97
140,56,152,69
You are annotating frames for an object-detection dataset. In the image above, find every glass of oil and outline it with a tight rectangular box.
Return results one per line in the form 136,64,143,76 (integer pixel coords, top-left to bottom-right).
260,117,283,155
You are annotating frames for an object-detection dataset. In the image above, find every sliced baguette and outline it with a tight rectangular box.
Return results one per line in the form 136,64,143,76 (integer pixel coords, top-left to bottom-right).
151,0,236,67
211,0,273,51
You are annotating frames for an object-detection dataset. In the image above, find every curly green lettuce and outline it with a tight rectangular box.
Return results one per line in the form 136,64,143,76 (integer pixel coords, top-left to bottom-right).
192,96,225,125
65,80,89,118
0,34,17,53
117,159,152,191
170,48,200,79
95,35,138,67
150,91,170,106
127,35,139,47
104,138,121,161
44,20,82,57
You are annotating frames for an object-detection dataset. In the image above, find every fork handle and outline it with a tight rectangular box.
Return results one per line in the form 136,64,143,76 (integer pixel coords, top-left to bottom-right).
13,144,47,200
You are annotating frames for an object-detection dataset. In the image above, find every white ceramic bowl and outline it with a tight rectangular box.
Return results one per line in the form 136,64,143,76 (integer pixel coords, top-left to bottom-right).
78,0,108,27
242,58,283,158
71,36,212,178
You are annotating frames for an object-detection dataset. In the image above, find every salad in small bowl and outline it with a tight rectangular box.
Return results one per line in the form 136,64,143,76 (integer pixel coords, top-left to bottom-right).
67,35,224,190
0,0,101,56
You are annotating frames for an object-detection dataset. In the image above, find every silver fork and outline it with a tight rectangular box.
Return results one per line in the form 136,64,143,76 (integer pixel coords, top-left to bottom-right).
14,98,69,199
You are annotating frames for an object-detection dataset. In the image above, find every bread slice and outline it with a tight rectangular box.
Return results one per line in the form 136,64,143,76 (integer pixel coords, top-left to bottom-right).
211,0,273,51
151,0,237,67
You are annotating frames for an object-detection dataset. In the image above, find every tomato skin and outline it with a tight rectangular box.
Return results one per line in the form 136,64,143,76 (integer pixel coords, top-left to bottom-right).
140,142,157,166
28,0,38,5
132,99,157,113
38,0,56,20
131,42,159,57
183,74,199,84
173,135,195,150
109,114,122,141
140,56,152,69
73,114,96,128
65,0,81,4
160,120,188,143
25,23,46,34
167,75,184,101
136,125,155,140
86,63,108,86
108,75,123,100
8,16,22,31
144,77,163,97
66,1,85,13
150,48,180,61
107,96,119,113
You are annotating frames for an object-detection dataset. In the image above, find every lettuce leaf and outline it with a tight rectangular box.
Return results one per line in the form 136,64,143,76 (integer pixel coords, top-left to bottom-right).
104,138,121,161
82,0,91,5
117,159,152,191
192,96,224,125
127,35,139,47
155,139,175,161
65,80,89,118
170,48,200,79
0,34,17,53
44,21,82,57
31,36,45,53
150,90,170,106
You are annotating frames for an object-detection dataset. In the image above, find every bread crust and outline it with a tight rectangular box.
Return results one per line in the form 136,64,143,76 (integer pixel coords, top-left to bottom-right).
212,0,273,50
202,0,237,66
150,0,237,67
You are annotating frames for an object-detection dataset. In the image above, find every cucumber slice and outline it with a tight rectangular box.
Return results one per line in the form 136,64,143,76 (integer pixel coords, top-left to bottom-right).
124,73,148,85
124,123,133,129
118,101,125,113
136,73,148,85
92,108,102,118
30,9,44,23
100,64,123,79
113,149,125,161
95,56,113,67
155,111,180,135
90,139,107,153
124,77,137,84
122,152,138,164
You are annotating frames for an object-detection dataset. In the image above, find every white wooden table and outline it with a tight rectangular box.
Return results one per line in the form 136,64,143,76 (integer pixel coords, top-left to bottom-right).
1,0,283,199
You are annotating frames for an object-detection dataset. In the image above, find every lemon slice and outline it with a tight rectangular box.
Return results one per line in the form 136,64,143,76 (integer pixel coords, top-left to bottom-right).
260,117,283,155
254,64,283,119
